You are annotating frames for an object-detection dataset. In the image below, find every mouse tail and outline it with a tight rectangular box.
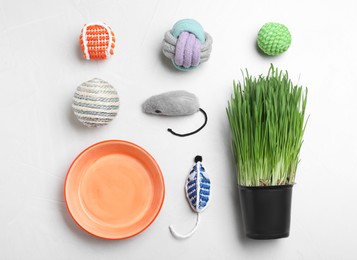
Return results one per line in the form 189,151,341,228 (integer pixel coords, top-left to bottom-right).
169,213,200,239
167,108,208,137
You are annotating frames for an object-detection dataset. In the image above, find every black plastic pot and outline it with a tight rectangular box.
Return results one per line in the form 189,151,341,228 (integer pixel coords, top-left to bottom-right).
238,185,293,239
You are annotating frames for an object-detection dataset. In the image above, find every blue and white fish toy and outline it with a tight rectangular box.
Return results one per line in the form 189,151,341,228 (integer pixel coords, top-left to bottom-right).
169,155,211,239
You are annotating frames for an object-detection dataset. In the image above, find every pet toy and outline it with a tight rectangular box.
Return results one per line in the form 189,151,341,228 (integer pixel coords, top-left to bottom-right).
80,22,116,60
162,19,213,71
142,90,207,137
169,156,211,239
72,78,119,127
257,22,291,56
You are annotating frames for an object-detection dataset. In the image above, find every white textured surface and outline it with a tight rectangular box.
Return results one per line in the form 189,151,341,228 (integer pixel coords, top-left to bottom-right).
0,0,356,259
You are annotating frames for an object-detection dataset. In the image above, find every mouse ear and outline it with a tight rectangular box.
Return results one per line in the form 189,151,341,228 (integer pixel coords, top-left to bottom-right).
167,108,208,137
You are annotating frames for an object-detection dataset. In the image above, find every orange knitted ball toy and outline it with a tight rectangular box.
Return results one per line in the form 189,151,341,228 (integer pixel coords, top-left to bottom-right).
80,22,116,60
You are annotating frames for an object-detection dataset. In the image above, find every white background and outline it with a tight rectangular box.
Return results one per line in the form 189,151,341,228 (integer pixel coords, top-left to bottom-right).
0,0,356,259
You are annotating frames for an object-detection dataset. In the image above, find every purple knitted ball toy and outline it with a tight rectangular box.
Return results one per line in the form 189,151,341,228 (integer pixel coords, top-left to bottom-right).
162,19,213,71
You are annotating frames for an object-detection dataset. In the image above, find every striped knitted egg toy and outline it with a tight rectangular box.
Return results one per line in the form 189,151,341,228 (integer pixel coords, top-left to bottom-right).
257,22,291,56
162,19,213,71
72,78,119,127
169,156,211,239
80,22,116,60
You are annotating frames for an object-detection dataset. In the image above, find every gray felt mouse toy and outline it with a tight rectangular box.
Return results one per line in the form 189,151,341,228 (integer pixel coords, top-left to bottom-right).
142,90,207,137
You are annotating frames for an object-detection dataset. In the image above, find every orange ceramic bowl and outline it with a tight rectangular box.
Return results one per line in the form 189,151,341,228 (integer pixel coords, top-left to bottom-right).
64,140,165,239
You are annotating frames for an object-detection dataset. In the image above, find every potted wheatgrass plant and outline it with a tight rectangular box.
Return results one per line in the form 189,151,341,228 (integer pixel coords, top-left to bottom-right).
226,65,308,239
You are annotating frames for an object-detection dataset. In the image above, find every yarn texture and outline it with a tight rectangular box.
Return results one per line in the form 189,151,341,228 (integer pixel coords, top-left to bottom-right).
80,22,116,60
72,78,119,127
162,19,213,71
185,156,211,213
257,22,291,56
169,156,211,239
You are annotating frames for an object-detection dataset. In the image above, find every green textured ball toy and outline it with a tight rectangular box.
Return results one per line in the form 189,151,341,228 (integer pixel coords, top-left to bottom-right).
257,22,291,56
